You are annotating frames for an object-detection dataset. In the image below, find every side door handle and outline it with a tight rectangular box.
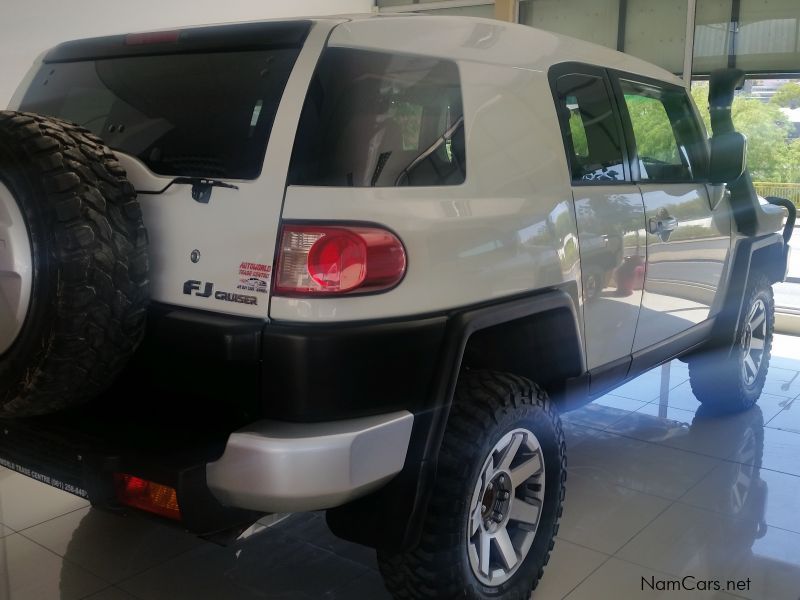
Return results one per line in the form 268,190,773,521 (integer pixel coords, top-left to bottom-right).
649,216,679,241
649,216,679,234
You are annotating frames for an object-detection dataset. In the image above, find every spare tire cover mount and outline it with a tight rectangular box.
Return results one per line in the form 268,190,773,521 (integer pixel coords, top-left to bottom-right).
0,179,33,356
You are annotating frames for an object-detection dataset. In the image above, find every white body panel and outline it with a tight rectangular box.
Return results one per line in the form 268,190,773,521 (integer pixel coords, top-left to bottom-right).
273,60,578,322
111,20,344,318
10,13,715,352
633,184,732,350
327,16,682,83
573,186,646,370
271,15,679,322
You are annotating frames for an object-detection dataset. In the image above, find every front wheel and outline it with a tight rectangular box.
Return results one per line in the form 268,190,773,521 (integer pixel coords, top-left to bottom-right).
688,274,774,414
378,370,566,599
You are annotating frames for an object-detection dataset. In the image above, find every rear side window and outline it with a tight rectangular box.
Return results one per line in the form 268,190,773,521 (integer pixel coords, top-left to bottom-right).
619,79,708,182
19,49,301,179
555,73,626,183
288,48,465,187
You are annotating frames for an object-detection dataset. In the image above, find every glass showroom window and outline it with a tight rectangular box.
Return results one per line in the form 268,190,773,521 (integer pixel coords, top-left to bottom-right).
377,0,496,18
692,77,800,312
518,0,619,50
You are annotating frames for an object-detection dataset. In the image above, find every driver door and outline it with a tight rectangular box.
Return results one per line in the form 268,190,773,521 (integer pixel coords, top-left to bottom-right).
551,64,647,389
612,75,732,351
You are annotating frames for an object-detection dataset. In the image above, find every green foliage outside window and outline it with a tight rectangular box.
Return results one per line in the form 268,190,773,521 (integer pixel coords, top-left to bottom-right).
770,82,800,109
567,104,589,158
690,82,800,185
390,100,424,151
623,94,681,165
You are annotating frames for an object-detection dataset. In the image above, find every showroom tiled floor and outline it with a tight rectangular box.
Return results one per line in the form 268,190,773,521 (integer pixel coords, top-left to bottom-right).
0,336,799,599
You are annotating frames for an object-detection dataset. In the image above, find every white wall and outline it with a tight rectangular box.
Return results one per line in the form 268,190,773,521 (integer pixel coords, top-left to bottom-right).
0,0,372,107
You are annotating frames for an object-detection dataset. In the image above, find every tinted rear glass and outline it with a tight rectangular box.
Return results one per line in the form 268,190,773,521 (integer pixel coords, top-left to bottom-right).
20,49,301,179
289,48,466,187
555,73,626,183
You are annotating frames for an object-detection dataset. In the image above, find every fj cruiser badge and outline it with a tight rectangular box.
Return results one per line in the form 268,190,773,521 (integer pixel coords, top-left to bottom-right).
183,280,257,305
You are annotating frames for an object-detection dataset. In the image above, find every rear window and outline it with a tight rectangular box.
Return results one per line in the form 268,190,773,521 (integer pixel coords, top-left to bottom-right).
288,48,466,187
19,49,301,179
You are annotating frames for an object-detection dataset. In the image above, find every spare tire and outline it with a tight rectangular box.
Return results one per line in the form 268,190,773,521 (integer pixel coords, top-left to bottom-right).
0,111,149,417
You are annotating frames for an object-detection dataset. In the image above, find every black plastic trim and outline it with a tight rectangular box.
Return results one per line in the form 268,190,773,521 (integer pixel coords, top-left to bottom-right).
588,355,631,397
44,20,312,63
709,233,785,353
144,303,264,362
629,319,714,375
261,315,447,422
0,412,261,537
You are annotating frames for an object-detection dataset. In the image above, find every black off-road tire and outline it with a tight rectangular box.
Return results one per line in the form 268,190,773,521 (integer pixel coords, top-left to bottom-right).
378,370,566,600
0,111,148,417
688,274,773,415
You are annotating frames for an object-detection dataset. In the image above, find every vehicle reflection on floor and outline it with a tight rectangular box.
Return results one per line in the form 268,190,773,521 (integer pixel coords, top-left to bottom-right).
0,341,798,599
552,333,800,600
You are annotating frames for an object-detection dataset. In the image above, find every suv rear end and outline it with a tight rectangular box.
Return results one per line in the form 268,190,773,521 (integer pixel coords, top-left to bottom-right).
3,15,478,533
1,15,599,598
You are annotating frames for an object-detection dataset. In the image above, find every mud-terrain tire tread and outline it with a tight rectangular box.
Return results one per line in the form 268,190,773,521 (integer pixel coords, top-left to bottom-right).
378,370,566,600
0,110,148,416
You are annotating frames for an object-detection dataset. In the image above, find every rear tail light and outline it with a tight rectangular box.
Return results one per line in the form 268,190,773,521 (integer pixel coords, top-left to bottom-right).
274,224,406,296
113,473,182,521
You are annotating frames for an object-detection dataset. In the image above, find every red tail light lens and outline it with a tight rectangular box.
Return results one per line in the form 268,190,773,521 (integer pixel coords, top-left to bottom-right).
113,473,182,521
274,225,406,296
307,229,367,290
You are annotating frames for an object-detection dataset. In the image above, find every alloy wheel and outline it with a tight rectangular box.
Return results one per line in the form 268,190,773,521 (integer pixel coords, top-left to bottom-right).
741,298,767,387
467,428,546,587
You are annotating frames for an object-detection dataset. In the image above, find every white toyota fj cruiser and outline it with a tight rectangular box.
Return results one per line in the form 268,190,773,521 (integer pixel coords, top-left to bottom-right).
0,14,794,599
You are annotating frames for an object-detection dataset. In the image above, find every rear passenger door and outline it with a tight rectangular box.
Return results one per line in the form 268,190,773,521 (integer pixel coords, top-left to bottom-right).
612,75,731,351
551,65,647,379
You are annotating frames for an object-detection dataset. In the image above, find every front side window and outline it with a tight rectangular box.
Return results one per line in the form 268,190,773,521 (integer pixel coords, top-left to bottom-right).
289,48,465,187
620,79,708,182
555,73,626,183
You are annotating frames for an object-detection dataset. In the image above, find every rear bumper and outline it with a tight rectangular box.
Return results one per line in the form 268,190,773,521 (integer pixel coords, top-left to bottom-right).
0,289,581,549
206,411,414,512
0,412,262,537
132,303,447,423
0,305,433,530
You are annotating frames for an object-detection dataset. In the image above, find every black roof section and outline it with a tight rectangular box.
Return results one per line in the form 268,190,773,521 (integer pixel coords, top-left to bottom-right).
44,20,312,63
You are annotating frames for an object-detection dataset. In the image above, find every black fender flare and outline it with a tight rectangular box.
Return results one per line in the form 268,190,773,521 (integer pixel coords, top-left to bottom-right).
327,285,584,551
700,233,785,359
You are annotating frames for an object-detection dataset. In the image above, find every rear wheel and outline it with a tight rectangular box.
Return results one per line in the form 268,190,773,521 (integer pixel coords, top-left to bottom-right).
688,274,773,414
378,370,566,599
0,111,149,417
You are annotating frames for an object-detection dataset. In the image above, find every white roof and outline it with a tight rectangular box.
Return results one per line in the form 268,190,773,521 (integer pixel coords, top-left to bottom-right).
330,14,683,86
48,13,684,88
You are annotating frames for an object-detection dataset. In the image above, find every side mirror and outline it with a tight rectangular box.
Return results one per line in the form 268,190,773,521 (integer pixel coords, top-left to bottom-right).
709,132,747,184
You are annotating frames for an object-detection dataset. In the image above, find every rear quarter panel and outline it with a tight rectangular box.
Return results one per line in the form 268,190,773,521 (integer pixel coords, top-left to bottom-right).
272,56,580,322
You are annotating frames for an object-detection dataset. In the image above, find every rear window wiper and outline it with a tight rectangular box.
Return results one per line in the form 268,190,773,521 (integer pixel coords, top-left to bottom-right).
137,177,239,204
